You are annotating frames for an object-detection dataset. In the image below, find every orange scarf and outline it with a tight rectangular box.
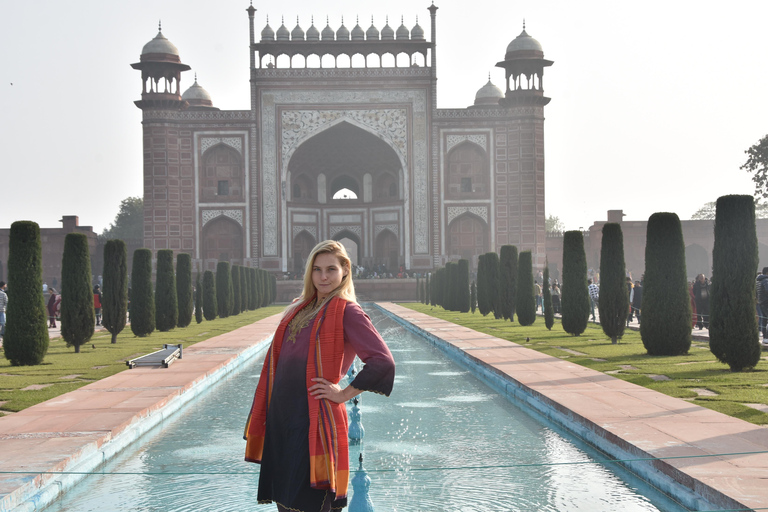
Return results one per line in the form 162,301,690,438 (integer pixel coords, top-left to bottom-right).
244,296,350,500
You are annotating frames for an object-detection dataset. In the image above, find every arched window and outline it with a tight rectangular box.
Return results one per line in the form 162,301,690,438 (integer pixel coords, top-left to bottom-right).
200,144,243,203
446,142,489,200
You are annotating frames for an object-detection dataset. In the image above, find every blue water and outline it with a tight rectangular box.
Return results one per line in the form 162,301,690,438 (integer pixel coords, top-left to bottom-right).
44,308,688,512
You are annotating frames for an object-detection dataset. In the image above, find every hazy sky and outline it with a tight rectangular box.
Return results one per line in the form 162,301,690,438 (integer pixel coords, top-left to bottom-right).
3,0,767,234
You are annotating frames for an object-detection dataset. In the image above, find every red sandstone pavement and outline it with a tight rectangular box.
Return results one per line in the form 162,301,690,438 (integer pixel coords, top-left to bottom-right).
0,313,282,511
378,303,768,511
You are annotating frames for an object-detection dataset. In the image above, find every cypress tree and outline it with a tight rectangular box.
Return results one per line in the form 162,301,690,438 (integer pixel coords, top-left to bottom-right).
516,251,536,326
476,254,490,315
425,274,430,305
131,248,155,337
216,262,233,318
543,264,554,330
561,231,590,336
470,280,477,313
3,221,49,365
231,265,241,316
446,262,458,310
485,252,502,319
249,268,259,310
60,233,95,353
598,223,629,344
203,270,217,320
194,272,203,323
499,245,518,321
416,276,421,303
155,249,178,332
240,264,248,313
102,239,128,344
176,253,193,328
710,195,761,371
457,259,470,313
641,213,692,355
260,269,270,307
269,273,277,304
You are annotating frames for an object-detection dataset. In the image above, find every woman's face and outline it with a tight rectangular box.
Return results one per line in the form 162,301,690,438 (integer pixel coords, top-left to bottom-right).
312,252,348,300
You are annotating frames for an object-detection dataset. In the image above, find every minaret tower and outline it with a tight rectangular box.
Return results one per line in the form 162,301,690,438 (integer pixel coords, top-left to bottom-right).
495,22,553,107
131,22,191,110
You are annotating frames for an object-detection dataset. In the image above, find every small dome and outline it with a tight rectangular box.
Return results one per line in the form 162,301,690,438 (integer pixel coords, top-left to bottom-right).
351,19,365,41
506,29,543,55
336,19,350,40
276,19,290,41
474,78,504,106
411,19,425,40
306,20,320,41
381,19,394,40
366,18,379,40
322,19,335,41
182,76,214,107
141,30,180,56
261,21,275,41
291,19,305,40
396,18,410,40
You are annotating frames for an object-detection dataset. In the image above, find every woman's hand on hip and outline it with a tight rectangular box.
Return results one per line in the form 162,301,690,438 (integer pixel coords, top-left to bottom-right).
309,378,359,403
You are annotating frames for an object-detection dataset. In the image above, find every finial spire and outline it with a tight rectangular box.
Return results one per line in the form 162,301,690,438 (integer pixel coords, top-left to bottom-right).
523,19,526,30
296,15,299,24
488,72,491,80
158,20,162,32
194,72,198,82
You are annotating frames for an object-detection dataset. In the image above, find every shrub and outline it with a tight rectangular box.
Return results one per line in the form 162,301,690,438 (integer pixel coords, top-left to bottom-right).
216,262,233,318
641,213,692,355
203,270,217,320
194,272,203,323
598,223,628,344
470,280,477,313
102,239,128,344
249,267,259,310
176,253,193,328
231,265,241,316
260,269,270,308
240,265,248,313
457,259,471,313
446,262,458,310
516,251,536,326
60,233,95,352
130,248,155,337
543,264,554,330
476,254,489,315
710,195,761,371
155,249,178,332
425,274,430,305
499,245,518,321
485,252,502,319
3,221,49,365
561,231,590,336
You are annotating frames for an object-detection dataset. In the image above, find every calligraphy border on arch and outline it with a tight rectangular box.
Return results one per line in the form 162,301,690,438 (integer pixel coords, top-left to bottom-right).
446,206,488,225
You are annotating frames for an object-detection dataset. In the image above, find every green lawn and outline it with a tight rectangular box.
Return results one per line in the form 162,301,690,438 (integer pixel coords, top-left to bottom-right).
401,303,768,425
0,306,284,414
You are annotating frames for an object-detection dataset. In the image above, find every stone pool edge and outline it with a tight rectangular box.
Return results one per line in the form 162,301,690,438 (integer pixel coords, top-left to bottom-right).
0,315,280,512
374,303,753,512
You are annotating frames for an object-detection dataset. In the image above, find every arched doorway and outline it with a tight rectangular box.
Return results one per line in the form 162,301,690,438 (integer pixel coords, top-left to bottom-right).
446,142,489,200
332,230,361,266
202,216,243,264
685,244,709,280
293,230,316,275
447,213,488,269
200,144,243,203
375,229,399,273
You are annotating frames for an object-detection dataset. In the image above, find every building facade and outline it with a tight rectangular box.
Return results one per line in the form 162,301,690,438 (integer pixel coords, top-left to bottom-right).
134,6,551,274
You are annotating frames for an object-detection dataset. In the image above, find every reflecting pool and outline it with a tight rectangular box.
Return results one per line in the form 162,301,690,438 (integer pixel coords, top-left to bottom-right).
45,307,687,511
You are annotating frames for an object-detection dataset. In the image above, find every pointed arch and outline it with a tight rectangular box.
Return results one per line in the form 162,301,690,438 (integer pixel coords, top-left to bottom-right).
447,212,489,267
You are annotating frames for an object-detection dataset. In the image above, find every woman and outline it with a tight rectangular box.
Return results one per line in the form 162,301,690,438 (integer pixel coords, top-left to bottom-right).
47,288,58,328
551,283,561,314
244,240,396,512
692,274,710,329
93,285,102,326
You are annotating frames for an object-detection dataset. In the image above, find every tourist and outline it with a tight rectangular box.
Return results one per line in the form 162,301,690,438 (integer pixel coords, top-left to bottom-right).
632,280,643,324
93,285,102,326
534,280,542,311
244,240,395,512
757,268,768,336
689,282,697,329
692,274,710,330
0,281,7,337
588,279,599,321
551,282,561,314
47,288,58,328
626,278,634,326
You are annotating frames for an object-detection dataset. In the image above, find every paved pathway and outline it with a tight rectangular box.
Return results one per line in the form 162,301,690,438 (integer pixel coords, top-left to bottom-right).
378,303,768,512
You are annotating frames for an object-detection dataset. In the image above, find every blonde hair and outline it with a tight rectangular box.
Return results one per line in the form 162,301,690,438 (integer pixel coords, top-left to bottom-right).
283,240,357,318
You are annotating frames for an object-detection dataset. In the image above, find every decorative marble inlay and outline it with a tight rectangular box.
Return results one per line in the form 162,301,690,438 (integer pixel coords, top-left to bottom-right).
200,137,243,156
447,206,488,225
202,209,243,227
143,110,250,121
330,225,362,238
375,224,399,237
446,134,487,153
292,225,317,239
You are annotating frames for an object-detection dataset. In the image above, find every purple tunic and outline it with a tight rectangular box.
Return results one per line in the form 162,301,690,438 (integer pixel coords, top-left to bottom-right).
257,302,395,511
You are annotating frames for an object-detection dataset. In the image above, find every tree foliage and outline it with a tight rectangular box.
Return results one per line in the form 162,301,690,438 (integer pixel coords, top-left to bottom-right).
543,264,554,330
485,252,502,319
499,245,518,322
476,254,489,316
102,239,128,344
194,272,203,323
231,265,241,316
3,221,49,365
100,197,144,241
640,213,692,355
545,215,565,234
248,268,258,310
216,262,233,318
561,231,590,336
741,135,768,200
130,248,155,337
203,270,217,321
470,280,477,314
60,233,95,353
598,223,628,344
457,259,471,313
176,253,193,328
691,200,768,220
516,251,536,326
709,195,761,371
155,250,178,332
240,265,248,314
